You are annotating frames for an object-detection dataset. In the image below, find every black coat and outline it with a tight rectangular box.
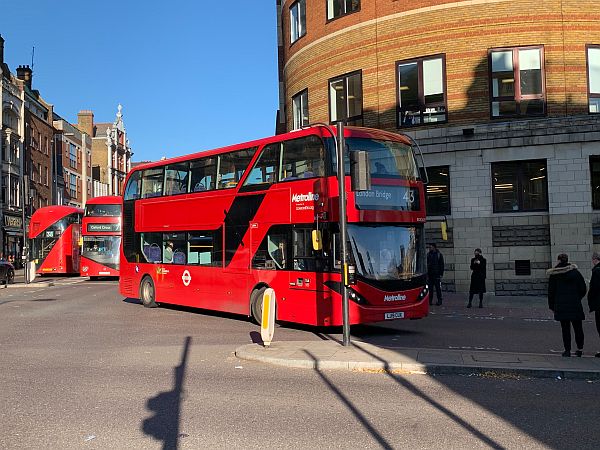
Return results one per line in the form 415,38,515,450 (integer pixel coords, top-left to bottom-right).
547,263,587,321
469,255,486,294
587,262,600,313
427,250,444,278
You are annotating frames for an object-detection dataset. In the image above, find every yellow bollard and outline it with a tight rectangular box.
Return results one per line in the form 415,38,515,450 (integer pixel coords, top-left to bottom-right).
261,288,276,347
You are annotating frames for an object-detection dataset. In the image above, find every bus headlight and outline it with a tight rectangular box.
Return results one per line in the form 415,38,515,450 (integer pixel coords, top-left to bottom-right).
348,288,367,305
417,285,429,301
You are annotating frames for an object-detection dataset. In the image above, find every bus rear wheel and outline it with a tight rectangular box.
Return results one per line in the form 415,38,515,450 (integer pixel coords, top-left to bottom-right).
250,287,267,325
140,276,157,308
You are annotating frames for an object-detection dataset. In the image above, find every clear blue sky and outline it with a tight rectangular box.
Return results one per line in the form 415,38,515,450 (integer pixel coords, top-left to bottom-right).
1,0,279,162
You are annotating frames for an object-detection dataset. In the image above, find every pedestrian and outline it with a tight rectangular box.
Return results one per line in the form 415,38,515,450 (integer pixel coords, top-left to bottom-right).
163,241,174,263
468,248,486,308
587,252,600,357
547,253,587,357
427,243,444,306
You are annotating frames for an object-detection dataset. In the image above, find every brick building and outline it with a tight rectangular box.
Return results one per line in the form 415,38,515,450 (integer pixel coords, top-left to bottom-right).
16,66,54,214
276,0,600,295
53,115,92,208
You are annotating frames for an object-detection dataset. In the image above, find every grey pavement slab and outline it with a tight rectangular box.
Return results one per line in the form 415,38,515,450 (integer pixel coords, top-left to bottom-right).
236,340,600,379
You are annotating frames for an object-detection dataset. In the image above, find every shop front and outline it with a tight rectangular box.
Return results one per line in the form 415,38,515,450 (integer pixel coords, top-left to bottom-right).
2,212,24,268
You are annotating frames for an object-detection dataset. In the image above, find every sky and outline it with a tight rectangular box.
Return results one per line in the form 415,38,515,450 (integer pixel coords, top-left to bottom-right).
1,0,279,162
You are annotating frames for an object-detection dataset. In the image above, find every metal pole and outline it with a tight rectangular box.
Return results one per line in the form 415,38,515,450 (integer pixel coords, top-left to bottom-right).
336,122,350,346
21,177,28,285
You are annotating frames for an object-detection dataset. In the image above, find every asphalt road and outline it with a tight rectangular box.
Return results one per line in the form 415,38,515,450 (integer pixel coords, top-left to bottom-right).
0,281,598,449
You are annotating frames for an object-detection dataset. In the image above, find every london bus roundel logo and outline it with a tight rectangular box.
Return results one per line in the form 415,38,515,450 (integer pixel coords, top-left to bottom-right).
182,270,192,286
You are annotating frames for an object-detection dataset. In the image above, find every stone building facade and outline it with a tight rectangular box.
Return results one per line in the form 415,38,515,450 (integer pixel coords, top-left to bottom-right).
87,105,132,196
276,0,600,294
0,35,25,261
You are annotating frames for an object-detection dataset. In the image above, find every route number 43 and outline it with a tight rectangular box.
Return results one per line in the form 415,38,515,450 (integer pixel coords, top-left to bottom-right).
403,190,415,203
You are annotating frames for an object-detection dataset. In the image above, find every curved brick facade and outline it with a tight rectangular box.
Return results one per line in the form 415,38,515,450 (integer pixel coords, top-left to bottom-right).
279,0,600,131
277,1,600,296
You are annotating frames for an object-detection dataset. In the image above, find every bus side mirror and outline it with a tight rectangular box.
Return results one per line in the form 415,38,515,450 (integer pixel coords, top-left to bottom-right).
312,230,323,251
419,167,429,184
349,150,371,191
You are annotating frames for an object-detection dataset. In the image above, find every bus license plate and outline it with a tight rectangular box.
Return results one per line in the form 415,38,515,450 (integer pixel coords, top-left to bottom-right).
385,312,404,320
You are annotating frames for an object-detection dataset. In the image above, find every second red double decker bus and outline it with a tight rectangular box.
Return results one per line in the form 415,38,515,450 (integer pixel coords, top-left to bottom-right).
119,126,429,326
81,196,122,279
29,205,83,275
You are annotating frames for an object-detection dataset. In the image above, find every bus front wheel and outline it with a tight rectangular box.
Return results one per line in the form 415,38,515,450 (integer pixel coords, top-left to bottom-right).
250,287,267,325
140,276,157,308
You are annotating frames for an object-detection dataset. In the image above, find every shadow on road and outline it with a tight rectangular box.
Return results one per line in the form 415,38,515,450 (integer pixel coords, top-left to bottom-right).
142,336,191,450
352,343,505,449
304,349,394,450
0,298,57,306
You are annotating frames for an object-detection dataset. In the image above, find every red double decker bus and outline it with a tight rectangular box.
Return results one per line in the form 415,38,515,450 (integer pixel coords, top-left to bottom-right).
29,205,83,275
119,126,429,326
81,196,122,279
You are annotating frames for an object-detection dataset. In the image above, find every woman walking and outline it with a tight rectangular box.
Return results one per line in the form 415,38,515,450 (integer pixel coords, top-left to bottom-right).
468,248,486,308
547,253,587,357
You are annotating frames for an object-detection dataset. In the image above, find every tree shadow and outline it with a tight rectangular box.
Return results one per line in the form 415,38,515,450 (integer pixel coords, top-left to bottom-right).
142,336,191,450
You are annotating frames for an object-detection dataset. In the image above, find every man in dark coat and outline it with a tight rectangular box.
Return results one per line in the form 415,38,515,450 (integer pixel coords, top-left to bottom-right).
547,253,587,357
427,243,444,306
587,252,600,357
468,248,486,308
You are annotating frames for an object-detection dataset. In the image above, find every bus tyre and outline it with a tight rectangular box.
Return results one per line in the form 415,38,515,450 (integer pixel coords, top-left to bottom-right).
250,287,267,325
140,276,158,308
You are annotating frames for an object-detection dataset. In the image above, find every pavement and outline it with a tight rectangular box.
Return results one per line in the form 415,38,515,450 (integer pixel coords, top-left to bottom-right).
2,268,88,289
236,292,600,379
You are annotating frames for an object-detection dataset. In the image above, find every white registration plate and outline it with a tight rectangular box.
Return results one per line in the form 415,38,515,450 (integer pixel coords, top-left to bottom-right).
384,312,405,320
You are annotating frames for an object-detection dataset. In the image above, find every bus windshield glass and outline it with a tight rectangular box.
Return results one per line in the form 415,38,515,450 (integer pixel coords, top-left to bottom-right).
82,236,121,268
331,137,419,180
346,224,425,281
31,236,58,265
30,214,75,263
85,204,121,217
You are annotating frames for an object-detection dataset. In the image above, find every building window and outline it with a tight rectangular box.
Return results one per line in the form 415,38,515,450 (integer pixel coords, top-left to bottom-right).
588,45,600,114
329,71,363,125
489,46,545,118
492,160,548,213
290,0,306,44
292,89,309,130
426,166,450,216
397,55,446,127
327,0,360,21
590,157,600,209
69,173,77,198
69,143,77,169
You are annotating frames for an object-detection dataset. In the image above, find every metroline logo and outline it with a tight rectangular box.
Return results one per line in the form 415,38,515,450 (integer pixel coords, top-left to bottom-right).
292,192,319,203
384,294,407,302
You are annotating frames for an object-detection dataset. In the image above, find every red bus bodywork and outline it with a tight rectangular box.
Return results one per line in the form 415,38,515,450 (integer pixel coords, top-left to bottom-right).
81,196,122,278
120,126,429,326
29,206,83,275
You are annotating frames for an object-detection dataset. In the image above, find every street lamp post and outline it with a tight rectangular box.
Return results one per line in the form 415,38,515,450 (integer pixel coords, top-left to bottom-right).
336,122,351,346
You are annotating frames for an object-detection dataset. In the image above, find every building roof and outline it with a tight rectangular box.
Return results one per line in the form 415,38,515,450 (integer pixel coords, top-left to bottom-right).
94,122,112,138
